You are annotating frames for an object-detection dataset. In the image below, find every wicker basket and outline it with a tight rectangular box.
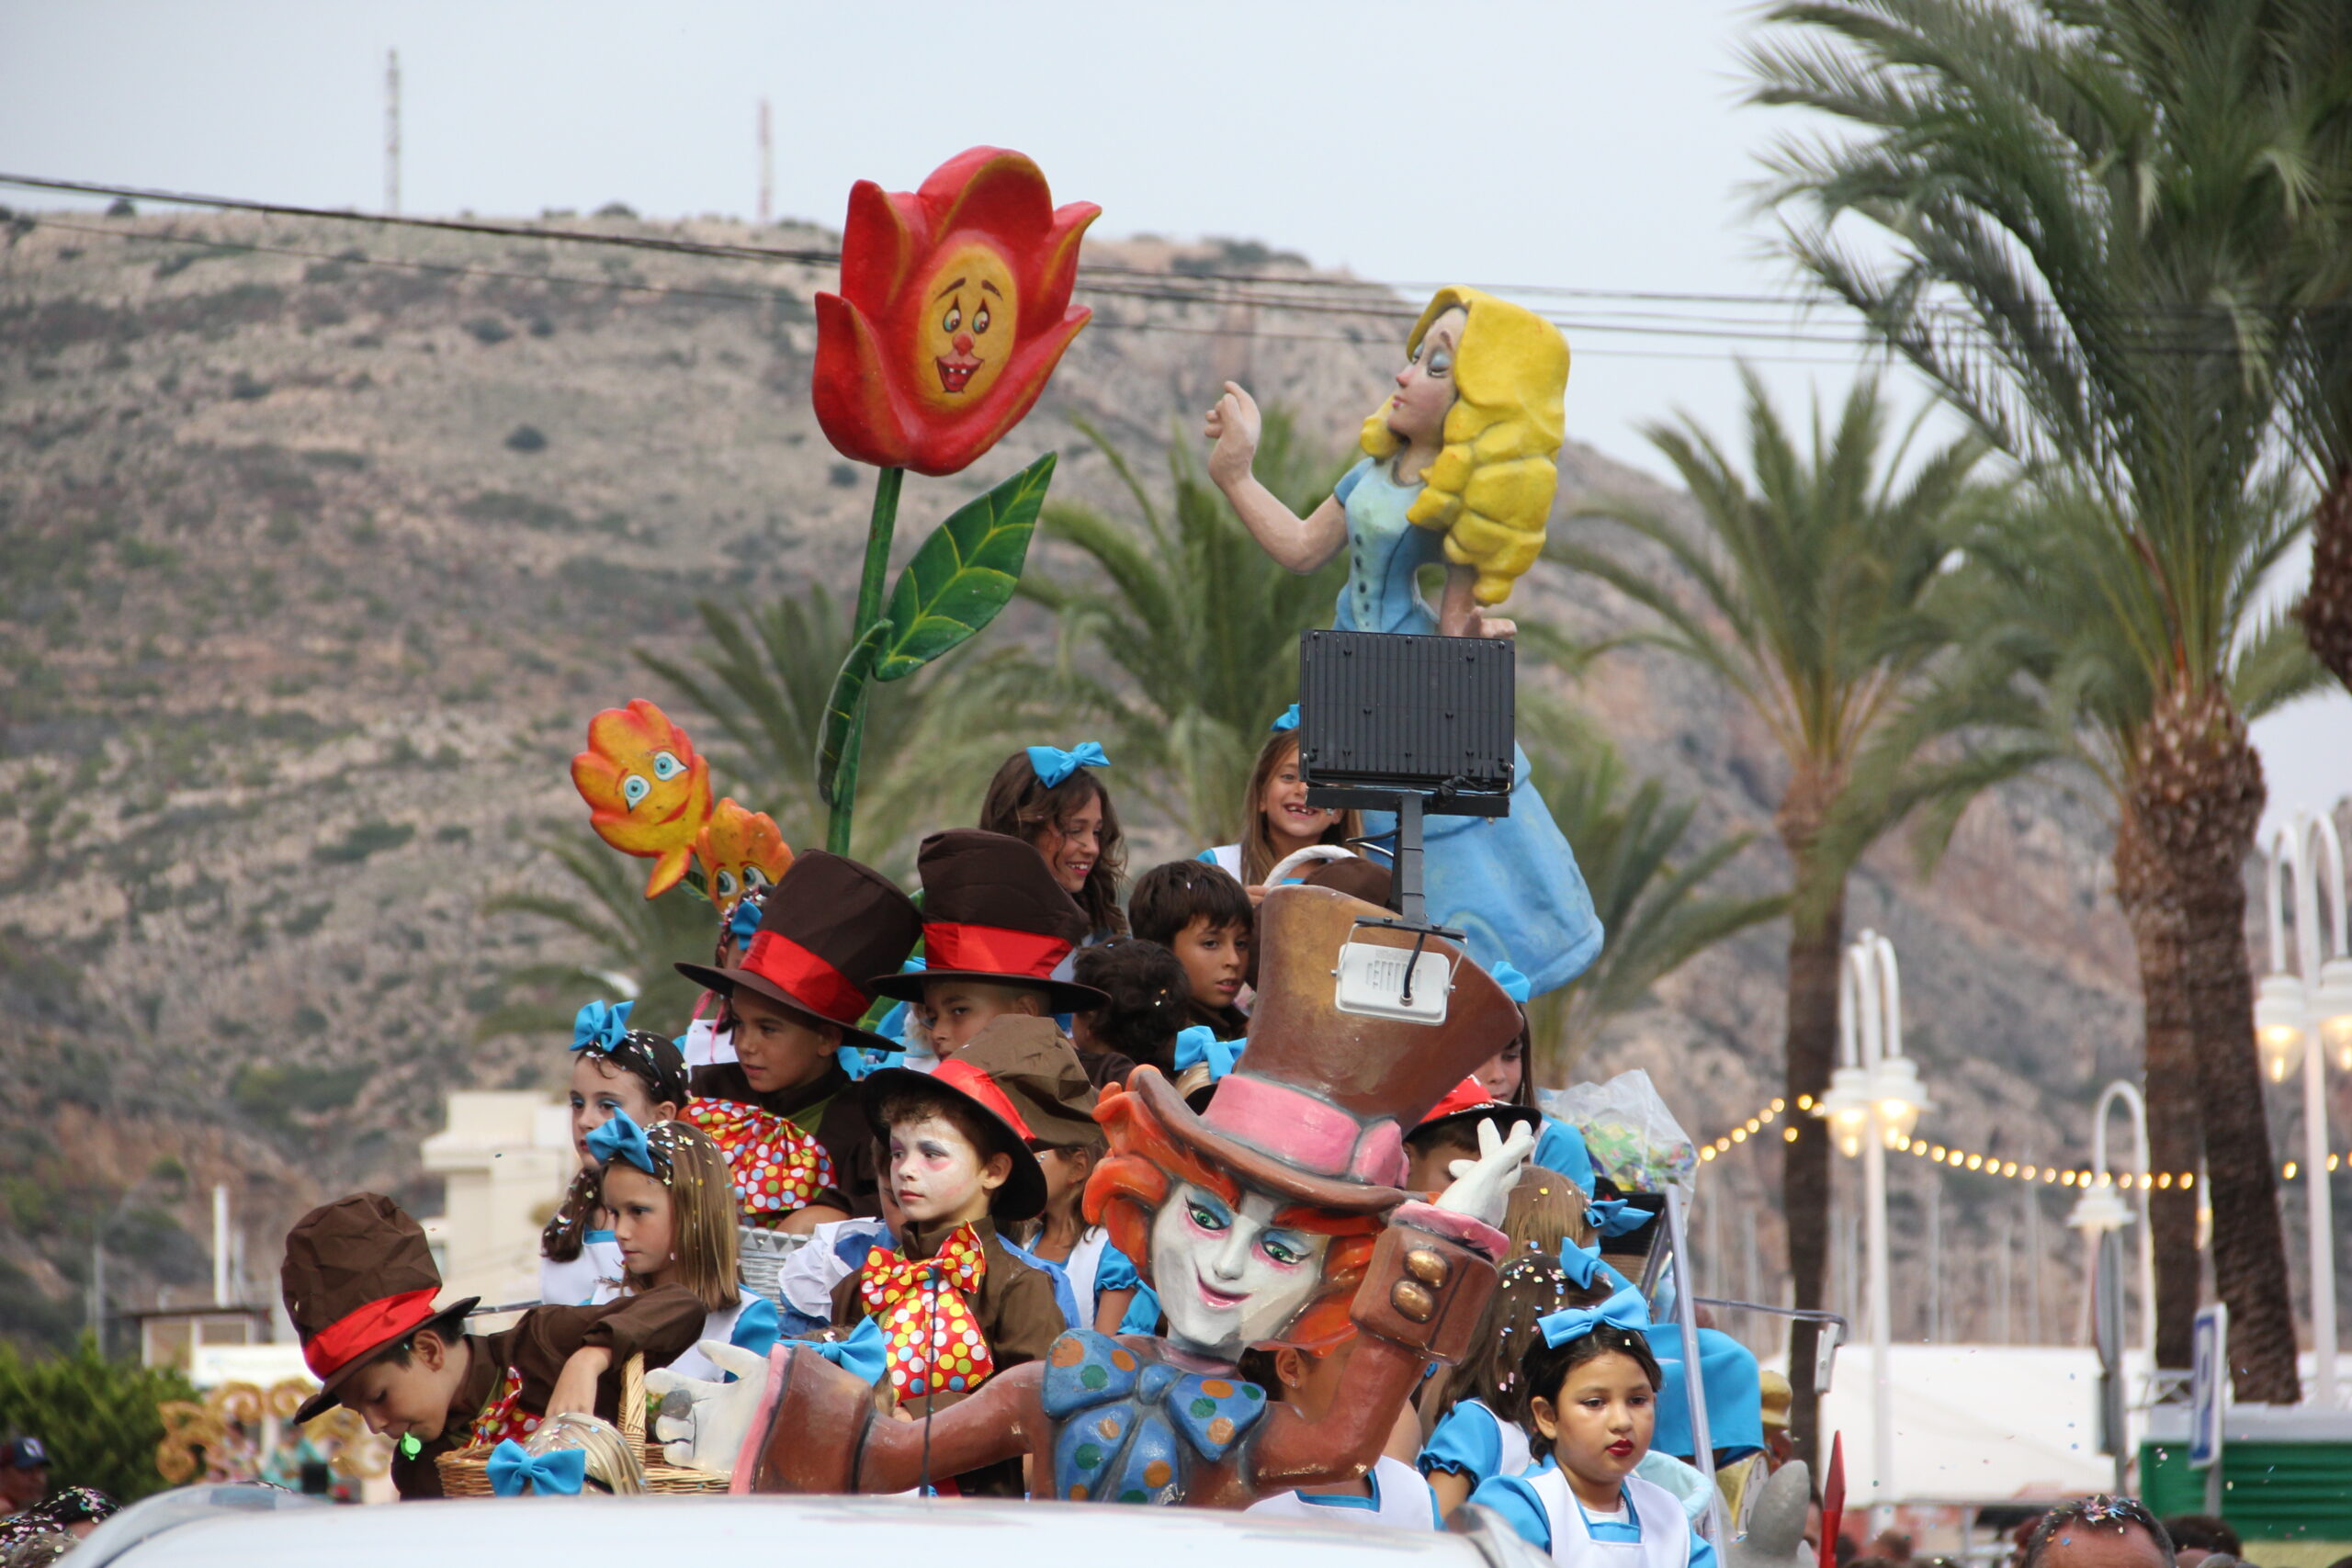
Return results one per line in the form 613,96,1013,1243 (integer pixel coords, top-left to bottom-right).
737,1224,810,1306
434,1353,729,1496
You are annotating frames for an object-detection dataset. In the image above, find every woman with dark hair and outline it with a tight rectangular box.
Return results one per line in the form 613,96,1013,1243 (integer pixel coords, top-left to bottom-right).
978,743,1127,939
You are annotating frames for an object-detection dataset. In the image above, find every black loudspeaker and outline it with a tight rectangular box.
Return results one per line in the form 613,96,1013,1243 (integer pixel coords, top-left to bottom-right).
1297,629,1515,816
1295,628,1517,931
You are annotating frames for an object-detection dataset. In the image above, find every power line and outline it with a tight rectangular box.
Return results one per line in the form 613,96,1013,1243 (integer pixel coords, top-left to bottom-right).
2,171,2289,360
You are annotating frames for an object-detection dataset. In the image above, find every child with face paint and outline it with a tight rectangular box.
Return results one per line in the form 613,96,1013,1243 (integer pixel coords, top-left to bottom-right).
824,1021,1077,1497
540,1000,692,1308
647,882,1539,1512
586,1112,778,1385
1466,1287,1718,1568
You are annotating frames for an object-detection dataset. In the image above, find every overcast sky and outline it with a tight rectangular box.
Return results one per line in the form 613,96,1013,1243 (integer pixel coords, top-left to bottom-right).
2,0,2342,839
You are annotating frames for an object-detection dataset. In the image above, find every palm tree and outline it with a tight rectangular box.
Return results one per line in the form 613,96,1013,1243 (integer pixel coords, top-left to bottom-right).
1521,708,1787,1078
2278,13,2352,688
1748,0,2320,1399
476,838,715,1044
1551,368,1993,1456
1015,412,1349,848
637,583,1014,877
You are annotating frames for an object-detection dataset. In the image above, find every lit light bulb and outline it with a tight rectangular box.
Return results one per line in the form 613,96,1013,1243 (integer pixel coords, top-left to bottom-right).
2255,973,2307,1082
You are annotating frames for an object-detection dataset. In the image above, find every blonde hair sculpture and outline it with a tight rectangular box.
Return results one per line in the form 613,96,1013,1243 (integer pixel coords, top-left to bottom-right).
1360,287,1568,606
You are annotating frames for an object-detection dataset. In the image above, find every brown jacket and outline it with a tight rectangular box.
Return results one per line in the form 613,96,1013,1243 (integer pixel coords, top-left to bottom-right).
392,1286,705,1499
691,1059,877,1217
828,1214,1066,1496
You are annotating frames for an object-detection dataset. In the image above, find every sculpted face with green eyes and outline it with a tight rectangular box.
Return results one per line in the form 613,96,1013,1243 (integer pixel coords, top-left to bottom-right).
1147,1181,1332,1361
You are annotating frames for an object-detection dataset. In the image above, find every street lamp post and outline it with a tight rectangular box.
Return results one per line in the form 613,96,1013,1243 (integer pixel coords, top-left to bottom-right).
2254,809,2349,1408
1818,929,1929,1526
2067,1082,2155,1360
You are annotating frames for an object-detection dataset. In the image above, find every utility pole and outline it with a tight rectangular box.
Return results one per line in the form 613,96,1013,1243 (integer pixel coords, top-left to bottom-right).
756,96,773,224
385,50,401,216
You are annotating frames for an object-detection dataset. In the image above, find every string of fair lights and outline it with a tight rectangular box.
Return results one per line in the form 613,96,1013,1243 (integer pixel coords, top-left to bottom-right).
1695,1096,2347,1187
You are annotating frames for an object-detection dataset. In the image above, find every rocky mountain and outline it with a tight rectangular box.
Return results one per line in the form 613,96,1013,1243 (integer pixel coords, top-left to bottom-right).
0,204,2156,1348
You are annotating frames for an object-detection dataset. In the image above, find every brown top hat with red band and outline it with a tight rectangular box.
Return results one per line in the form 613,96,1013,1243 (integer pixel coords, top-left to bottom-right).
1413,1076,1544,1145
1123,885,1523,1215
676,850,922,1052
859,1015,1099,1222
281,1192,477,1423
869,830,1107,1013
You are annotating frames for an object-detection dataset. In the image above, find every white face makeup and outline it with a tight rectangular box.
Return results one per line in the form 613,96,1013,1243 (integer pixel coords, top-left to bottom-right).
887,1113,997,1226
1148,1181,1330,1359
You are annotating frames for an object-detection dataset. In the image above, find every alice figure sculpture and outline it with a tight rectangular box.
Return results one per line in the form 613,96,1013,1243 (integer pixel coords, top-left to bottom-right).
1205,288,1601,995
645,882,1538,1509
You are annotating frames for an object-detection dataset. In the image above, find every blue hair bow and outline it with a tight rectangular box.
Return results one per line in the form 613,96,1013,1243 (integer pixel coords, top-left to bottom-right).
586,1110,655,1175
1587,1197,1657,1237
571,998,634,1055
487,1439,586,1497
1537,1283,1653,1348
783,1315,887,1386
1270,704,1301,733
1490,960,1532,1005
1560,1236,1630,1294
1026,741,1110,789
1171,1025,1244,1081
728,897,763,945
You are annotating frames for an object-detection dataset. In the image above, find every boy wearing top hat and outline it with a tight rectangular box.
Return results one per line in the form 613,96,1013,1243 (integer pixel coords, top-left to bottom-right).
281,1192,704,1500
871,829,1108,1060
676,851,924,1224
827,1015,1085,1496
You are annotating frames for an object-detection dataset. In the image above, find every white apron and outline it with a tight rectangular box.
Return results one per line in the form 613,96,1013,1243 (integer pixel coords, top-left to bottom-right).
537,1231,623,1307
1522,1467,1691,1568
1245,1455,1436,1530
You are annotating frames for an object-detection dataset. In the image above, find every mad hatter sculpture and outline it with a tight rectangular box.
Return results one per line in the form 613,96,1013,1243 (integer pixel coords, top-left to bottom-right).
647,882,1536,1506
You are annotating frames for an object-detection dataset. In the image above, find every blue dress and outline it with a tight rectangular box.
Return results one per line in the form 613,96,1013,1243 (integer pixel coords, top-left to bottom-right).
1329,459,1604,997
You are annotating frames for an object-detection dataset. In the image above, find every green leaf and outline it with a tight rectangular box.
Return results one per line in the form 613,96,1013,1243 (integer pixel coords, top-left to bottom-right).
874,452,1056,682
814,618,889,805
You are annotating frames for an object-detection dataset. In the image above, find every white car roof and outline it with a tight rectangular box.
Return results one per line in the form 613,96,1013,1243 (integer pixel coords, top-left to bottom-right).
87,1491,1542,1568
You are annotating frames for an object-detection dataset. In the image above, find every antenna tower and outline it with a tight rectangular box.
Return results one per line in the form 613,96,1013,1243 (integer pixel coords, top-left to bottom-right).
757,96,773,225
385,50,401,216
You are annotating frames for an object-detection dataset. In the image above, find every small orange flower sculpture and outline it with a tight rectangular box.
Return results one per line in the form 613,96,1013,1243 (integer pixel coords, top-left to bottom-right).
570,698,713,898
695,798,793,918
813,146,1099,477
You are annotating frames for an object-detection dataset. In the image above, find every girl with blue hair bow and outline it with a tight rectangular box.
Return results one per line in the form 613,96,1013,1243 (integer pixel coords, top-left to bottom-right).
540,999,691,1308
1465,1286,1716,1568
1198,707,1363,899
979,743,1127,940
584,1111,779,1386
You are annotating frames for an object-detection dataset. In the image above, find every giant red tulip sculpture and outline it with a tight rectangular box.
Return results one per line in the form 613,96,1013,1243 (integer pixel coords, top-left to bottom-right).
811,148,1098,852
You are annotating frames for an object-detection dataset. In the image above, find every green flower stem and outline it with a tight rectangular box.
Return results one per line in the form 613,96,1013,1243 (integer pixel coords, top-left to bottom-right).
827,465,904,855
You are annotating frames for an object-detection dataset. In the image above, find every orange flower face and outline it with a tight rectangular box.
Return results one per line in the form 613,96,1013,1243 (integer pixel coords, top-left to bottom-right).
695,799,793,916
569,698,713,898
813,146,1098,477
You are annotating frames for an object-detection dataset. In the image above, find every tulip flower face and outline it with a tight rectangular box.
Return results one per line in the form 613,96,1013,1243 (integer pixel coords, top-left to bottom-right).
917,243,1020,409
813,146,1098,476
570,698,713,897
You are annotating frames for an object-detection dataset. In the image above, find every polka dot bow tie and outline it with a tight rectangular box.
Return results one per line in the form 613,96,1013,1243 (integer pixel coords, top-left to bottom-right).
684,1099,833,1218
859,1224,993,1400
